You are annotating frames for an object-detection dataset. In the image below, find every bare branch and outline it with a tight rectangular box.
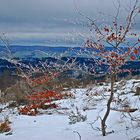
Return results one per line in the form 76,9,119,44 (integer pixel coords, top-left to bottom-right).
73,131,82,140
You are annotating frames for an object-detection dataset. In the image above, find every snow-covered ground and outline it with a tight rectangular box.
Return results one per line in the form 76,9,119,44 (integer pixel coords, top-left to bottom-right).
0,79,140,140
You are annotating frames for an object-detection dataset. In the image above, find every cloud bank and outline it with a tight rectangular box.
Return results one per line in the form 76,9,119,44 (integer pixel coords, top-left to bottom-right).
0,0,139,45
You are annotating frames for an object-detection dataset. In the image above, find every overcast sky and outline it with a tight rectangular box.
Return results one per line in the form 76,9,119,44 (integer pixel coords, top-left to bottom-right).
0,0,139,46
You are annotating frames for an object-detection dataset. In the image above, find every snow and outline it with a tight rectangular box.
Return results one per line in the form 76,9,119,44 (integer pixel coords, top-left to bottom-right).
0,79,140,140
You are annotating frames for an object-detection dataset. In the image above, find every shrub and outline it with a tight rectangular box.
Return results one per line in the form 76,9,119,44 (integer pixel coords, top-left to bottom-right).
19,90,73,115
0,118,11,133
135,87,140,96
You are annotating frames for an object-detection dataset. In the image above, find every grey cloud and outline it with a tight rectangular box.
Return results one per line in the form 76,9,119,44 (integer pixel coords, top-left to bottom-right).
0,0,134,24
0,0,139,45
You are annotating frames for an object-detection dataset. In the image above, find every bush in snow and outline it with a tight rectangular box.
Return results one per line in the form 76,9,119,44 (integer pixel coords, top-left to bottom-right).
69,107,87,124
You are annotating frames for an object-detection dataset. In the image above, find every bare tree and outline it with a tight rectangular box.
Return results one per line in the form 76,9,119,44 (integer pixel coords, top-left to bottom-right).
81,0,140,136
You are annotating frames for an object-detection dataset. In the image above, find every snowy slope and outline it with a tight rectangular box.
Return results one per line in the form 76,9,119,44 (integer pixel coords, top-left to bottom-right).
0,79,140,140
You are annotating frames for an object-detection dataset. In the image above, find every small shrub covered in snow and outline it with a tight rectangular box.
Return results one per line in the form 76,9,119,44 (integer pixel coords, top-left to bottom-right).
69,107,87,124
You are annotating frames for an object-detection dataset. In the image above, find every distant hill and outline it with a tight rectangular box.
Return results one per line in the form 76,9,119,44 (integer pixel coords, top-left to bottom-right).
0,57,140,76
0,45,139,76
1,45,138,59
0,45,83,59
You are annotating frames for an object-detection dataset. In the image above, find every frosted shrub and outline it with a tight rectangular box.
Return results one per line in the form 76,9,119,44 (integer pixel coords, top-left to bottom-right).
69,107,87,124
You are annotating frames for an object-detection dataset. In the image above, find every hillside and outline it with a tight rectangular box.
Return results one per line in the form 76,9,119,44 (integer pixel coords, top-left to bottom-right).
0,79,140,140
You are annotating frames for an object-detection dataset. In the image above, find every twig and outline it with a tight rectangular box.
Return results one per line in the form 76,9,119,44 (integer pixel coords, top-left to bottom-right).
73,130,82,140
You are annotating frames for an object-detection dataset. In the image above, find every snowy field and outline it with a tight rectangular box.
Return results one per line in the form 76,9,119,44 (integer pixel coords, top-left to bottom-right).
0,79,140,140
